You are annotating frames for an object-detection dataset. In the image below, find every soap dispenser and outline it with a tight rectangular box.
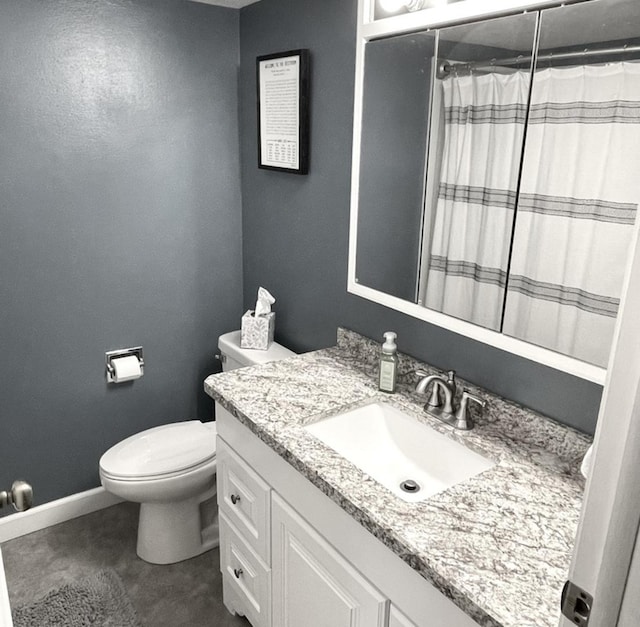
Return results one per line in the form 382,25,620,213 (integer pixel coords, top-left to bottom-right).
379,331,398,393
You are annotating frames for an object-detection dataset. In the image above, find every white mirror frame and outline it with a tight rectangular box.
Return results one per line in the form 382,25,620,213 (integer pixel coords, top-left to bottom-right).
348,0,624,385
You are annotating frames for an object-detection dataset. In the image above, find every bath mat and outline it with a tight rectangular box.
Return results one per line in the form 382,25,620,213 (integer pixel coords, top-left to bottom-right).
11,569,143,627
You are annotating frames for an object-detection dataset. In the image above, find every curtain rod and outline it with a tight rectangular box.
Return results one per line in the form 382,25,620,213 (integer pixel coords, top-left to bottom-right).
438,43,640,77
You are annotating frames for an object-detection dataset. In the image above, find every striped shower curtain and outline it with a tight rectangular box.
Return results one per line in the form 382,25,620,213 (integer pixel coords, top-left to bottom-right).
424,71,530,330
503,62,640,367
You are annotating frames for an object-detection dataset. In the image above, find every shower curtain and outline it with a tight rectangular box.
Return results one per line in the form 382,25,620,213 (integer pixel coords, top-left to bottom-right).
502,62,640,367
424,71,530,330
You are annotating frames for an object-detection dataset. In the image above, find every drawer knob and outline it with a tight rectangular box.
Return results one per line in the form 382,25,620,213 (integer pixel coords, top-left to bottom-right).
230,494,241,505
234,568,243,579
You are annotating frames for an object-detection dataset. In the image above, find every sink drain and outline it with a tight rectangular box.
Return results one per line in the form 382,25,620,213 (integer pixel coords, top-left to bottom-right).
400,479,421,494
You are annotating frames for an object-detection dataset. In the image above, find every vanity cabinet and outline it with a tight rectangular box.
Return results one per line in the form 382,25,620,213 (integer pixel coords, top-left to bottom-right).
215,403,478,627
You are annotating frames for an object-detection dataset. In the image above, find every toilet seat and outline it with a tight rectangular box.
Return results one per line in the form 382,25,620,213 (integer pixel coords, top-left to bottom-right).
100,455,217,482
100,421,217,481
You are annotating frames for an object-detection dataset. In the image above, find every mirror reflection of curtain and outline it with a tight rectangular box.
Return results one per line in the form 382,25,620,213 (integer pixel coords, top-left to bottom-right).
503,62,640,367
423,71,529,331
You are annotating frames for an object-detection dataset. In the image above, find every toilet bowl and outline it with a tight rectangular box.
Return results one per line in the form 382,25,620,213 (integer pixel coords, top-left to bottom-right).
99,421,218,565
99,331,296,565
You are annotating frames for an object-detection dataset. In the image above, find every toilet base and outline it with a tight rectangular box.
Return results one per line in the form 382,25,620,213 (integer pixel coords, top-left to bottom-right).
136,485,219,565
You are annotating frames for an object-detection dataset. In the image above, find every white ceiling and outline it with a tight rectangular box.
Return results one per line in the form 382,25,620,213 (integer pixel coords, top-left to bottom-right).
189,0,261,8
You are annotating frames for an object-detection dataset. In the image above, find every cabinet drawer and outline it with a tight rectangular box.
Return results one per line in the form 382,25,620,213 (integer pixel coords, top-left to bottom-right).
220,513,271,627
217,436,271,563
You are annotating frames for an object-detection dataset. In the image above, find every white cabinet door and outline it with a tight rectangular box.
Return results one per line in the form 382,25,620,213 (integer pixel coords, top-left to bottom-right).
389,605,418,627
272,493,387,627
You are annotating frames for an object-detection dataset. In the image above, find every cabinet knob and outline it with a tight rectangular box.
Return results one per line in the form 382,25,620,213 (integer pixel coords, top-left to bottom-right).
230,494,241,505
234,568,243,579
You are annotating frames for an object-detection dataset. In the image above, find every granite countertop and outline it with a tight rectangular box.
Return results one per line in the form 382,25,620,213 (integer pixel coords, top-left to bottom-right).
204,328,591,627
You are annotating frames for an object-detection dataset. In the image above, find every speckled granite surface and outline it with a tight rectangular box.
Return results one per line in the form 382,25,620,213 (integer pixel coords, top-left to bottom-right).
204,328,592,627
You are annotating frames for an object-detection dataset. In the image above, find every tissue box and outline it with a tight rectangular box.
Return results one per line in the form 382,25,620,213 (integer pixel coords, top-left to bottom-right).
240,310,275,350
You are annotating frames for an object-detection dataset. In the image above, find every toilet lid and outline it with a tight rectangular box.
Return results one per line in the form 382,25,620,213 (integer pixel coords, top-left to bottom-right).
100,421,217,480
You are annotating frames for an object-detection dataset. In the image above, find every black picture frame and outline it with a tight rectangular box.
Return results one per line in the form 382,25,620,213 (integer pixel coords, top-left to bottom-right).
256,49,310,175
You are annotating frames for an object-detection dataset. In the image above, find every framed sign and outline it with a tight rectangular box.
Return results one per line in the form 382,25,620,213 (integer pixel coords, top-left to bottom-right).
257,49,310,174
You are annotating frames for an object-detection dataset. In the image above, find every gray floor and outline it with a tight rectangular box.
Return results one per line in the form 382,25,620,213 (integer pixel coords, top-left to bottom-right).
2,502,249,626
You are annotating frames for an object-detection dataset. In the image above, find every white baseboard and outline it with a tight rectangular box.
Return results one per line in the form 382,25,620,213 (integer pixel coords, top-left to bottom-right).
0,487,123,543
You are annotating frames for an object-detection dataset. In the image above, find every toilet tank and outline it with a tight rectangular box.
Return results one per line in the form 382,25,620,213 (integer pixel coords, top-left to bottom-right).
218,330,296,372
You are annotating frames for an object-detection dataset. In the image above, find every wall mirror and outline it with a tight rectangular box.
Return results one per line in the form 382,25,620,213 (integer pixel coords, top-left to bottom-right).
349,0,640,383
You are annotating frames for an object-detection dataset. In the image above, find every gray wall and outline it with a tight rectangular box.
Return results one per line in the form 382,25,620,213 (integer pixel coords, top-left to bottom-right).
0,0,243,508
239,0,603,435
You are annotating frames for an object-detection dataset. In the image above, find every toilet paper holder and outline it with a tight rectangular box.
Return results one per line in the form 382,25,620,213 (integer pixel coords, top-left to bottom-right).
105,346,144,383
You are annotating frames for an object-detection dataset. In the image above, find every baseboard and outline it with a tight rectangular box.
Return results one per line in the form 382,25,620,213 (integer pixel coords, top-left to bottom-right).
0,487,123,543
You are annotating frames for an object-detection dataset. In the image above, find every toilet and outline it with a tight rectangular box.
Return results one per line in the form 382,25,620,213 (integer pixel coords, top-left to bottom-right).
217,329,296,371
99,330,295,565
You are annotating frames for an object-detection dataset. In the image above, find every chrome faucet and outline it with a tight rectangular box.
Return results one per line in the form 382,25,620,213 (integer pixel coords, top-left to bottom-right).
415,369,485,430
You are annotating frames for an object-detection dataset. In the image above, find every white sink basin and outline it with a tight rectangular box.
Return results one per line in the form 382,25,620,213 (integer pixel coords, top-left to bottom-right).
304,402,494,502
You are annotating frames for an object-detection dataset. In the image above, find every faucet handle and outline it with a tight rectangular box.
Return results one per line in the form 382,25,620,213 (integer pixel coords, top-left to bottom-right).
454,390,486,430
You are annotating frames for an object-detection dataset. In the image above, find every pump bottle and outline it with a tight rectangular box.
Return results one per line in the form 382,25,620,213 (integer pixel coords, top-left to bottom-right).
379,331,398,393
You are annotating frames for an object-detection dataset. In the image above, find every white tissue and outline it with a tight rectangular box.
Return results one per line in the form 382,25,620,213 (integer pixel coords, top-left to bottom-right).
254,287,275,317
112,355,142,383
580,444,594,479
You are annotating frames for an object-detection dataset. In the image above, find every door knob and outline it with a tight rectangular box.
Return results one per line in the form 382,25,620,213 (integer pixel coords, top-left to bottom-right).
0,480,33,512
